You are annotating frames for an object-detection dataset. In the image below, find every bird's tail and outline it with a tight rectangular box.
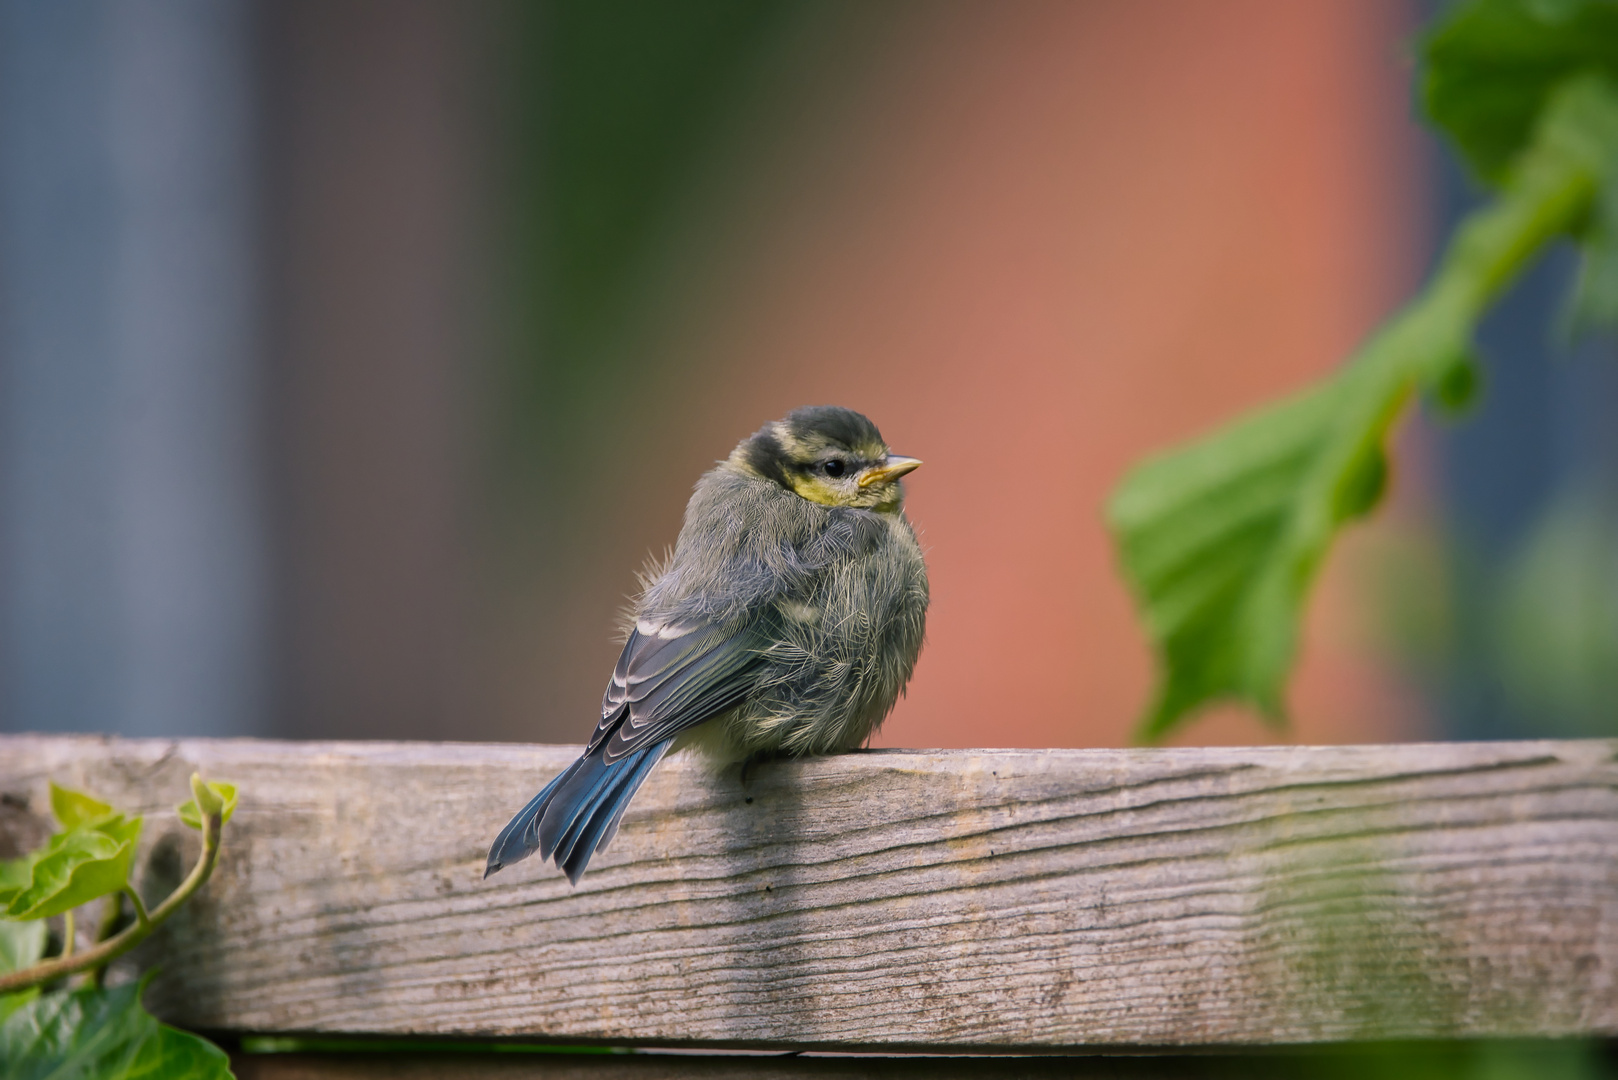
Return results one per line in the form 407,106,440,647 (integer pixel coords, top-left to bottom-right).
484,739,673,884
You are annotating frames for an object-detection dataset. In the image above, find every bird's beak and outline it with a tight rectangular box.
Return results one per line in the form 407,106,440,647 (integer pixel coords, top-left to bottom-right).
858,455,923,488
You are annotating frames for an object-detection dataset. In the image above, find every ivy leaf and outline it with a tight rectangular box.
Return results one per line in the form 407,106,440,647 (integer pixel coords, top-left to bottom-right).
1561,150,1618,332
49,783,114,830
122,1023,235,1080
177,779,237,832
1108,75,1618,741
0,921,48,1024
0,921,46,976
1425,1,1618,334
1108,372,1410,739
4,816,142,921
1,789,141,916
0,857,31,908
1423,0,1618,184
0,980,233,1080
0,990,37,1027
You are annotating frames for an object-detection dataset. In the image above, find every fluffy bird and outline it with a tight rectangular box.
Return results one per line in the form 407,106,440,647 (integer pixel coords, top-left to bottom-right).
485,405,929,883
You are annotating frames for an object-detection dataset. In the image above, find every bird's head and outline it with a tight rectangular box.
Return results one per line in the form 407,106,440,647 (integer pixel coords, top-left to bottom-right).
730,405,921,512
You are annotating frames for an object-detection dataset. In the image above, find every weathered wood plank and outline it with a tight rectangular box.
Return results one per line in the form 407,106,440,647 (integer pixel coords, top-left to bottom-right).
1,736,1615,1049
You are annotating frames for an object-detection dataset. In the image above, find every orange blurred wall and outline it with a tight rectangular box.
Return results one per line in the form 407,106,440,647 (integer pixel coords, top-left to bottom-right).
500,0,1432,750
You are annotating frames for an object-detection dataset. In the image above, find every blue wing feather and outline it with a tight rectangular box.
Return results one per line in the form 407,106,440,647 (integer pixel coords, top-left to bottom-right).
485,614,769,882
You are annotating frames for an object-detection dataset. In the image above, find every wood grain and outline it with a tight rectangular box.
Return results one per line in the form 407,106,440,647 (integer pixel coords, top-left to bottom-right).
1,736,1615,1049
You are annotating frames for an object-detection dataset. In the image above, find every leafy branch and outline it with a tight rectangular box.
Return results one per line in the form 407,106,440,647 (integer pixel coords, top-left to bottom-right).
0,775,233,995
1107,0,1618,742
1,774,237,1079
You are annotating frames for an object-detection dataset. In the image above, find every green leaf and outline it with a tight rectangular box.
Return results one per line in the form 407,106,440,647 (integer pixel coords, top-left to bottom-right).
0,980,233,1080
177,780,237,832
1424,2,1618,334
0,786,143,916
190,773,222,818
1563,156,1618,331
49,783,114,830
0,921,46,975
1108,75,1618,741
0,857,31,908
1108,369,1411,738
0,991,36,1028
0,920,48,1024
1423,0,1618,184
4,816,142,921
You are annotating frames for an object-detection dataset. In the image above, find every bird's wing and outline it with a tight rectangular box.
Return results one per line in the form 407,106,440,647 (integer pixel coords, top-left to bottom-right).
589,615,771,762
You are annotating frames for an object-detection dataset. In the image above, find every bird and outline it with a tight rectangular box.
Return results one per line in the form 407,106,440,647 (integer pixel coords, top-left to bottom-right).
485,405,929,884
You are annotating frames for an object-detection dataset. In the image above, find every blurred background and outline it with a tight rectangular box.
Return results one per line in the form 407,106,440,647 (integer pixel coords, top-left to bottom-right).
0,0,1611,749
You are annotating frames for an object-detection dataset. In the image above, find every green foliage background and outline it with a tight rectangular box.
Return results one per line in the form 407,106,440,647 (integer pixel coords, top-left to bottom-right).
1,781,234,1080
501,0,802,479
1108,0,1618,743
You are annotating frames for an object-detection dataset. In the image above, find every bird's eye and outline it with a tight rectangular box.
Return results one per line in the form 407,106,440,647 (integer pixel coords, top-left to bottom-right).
823,459,847,478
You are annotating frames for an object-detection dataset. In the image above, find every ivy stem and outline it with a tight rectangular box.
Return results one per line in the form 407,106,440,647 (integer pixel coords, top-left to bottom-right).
61,910,75,960
87,892,125,989
123,885,151,931
0,808,222,995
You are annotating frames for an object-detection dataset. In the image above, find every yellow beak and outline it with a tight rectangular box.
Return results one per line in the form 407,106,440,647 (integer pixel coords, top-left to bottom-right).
857,455,923,488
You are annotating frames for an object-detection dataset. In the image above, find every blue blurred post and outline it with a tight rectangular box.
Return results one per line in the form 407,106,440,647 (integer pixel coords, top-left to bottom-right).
1430,153,1618,739
0,0,265,737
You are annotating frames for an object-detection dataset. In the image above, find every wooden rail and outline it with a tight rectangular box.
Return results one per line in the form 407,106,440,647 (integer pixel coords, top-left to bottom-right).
1,735,1615,1052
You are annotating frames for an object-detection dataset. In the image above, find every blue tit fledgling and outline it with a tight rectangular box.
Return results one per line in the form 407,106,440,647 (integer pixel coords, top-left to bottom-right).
486,405,928,883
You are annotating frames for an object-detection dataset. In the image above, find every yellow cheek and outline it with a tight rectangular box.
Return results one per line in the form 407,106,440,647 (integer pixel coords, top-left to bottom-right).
789,475,846,506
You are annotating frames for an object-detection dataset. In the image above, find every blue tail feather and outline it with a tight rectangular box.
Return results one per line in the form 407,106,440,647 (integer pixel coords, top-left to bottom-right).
594,742,671,855
537,752,619,862
484,763,575,878
558,743,670,883
485,739,673,884
550,752,644,870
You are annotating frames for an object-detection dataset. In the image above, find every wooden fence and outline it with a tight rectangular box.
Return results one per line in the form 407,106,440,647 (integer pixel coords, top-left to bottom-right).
2,735,1615,1075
